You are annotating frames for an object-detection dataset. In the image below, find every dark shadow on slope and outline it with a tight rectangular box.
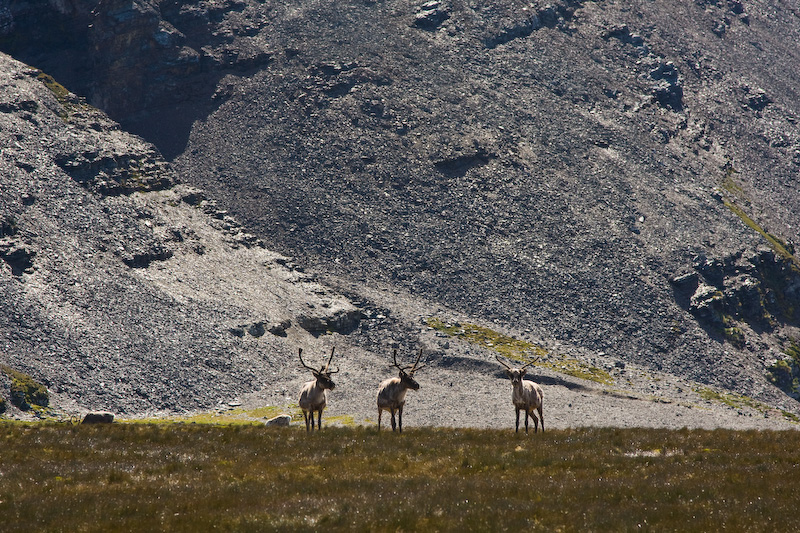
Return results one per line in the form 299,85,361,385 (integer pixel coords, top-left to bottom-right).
121,89,222,162
433,149,496,179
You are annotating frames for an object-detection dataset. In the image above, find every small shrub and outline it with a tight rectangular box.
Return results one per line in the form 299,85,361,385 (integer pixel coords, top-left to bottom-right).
767,359,795,390
0,365,49,410
766,340,800,397
786,340,800,363
722,326,746,348
1,216,18,237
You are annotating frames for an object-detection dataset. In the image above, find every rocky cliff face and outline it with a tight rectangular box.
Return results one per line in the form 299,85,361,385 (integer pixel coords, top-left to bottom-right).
1,0,800,419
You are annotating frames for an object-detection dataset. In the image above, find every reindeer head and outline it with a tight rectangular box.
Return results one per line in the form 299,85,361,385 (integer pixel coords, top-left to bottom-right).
299,347,339,390
393,348,425,390
496,355,535,385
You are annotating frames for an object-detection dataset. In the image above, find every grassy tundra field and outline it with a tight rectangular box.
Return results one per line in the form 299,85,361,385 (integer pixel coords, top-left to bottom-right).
1,423,798,532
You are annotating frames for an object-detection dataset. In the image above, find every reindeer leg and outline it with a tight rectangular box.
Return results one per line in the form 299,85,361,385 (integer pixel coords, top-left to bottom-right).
515,408,520,433
303,411,310,432
390,408,397,432
538,405,544,432
398,405,404,434
317,409,323,431
524,411,529,434
531,411,539,433
378,409,382,431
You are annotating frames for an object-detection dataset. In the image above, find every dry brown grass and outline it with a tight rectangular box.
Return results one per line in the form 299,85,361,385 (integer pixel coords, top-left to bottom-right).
1,423,798,531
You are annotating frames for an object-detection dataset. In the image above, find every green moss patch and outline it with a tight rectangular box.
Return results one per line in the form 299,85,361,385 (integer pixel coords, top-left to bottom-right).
766,339,800,397
717,167,798,269
34,71,92,122
426,317,547,360
722,325,746,348
426,317,613,385
123,405,350,427
36,72,71,103
0,365,49,410
695,386,797,422
723,200,799,268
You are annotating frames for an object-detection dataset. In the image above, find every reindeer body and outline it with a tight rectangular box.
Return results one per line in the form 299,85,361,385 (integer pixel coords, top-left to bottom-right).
297,347,338,431
299,378,333,431
511,378,544,433
376,349,424,432
497,355,544,433
377,377,415,432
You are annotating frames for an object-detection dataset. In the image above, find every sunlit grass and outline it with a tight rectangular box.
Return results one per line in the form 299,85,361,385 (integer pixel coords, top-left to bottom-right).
1,423,798,531
127,405,301,426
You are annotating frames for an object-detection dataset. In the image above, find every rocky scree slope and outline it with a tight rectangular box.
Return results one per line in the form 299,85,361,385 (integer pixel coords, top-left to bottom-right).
0,53,362,417
1,0,800,420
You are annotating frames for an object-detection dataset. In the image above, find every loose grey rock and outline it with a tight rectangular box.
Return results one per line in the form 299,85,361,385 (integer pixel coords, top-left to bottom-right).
265,414,291,427
82,411,115,424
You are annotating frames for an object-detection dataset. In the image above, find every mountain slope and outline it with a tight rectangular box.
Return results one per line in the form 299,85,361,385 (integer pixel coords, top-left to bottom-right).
1,0,800,422
172,0,800,392
0,53,360,416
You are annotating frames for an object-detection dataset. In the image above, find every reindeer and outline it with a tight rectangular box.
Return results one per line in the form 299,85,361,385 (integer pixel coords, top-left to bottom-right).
297,347,339,431
376,349,425,432
496,355,544,433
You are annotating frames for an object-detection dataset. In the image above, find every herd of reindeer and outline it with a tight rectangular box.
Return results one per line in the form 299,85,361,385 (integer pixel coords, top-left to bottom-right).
297,347,545,434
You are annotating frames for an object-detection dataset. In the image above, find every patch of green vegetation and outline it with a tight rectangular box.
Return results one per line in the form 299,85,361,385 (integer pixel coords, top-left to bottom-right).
767,359,795,390
781,410,800,422
324,414,358,427
0,365,48,410
1,424,799,531
787,340,800,361
723,200,799,268
766,339,800,397
35,72,71,102
35,72,72,120
426,317,547,361
722,325,746,348
34,71,93,122
540,358,614,385
695,386,796,422
426,317,613,385
720,165,745,198
717,165,799,270
696,387,751,409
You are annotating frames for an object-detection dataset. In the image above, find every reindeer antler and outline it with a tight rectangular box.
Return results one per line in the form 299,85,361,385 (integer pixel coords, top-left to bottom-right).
298,347,317,372
410,348,426,374
496,354,536,370
324,346,340,374
495,355,513,370
392,348,426,373
392,349,402,369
